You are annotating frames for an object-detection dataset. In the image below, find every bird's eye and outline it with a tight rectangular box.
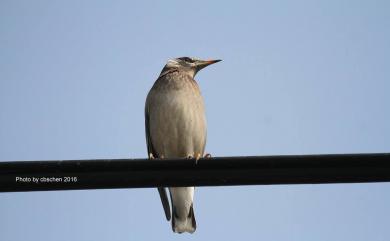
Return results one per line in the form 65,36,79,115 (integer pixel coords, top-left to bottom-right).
180,57,194,63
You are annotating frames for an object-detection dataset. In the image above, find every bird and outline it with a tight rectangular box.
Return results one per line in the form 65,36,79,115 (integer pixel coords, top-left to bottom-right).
145,57,221,233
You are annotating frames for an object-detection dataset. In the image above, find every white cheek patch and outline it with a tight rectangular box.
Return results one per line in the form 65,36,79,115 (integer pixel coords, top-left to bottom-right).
166,59,180,68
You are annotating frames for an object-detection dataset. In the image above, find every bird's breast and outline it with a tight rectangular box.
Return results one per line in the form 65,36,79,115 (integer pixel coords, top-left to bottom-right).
147,79,207,158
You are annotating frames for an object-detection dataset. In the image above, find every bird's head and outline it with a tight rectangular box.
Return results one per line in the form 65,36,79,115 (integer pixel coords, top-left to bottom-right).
162,57,221,78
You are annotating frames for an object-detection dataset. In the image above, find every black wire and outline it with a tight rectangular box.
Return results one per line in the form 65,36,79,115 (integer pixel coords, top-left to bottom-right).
1,153,389,192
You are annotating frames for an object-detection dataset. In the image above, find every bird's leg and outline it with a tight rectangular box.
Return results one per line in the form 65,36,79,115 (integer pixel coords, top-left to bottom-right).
196,153,202,164
149,153,165,159
188,153,211,164
194,153,203,164
186,154,197,164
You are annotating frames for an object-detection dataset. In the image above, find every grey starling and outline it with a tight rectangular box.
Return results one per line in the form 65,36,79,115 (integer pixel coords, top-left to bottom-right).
145,57,221,233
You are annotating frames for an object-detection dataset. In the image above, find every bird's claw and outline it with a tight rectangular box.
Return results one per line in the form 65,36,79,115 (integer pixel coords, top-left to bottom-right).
186,154,201,165
187,153,212,164
195,153,202,164
204,153,212,158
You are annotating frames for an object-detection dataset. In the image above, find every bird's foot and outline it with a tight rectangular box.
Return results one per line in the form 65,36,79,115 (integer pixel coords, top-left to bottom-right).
195,153,202,164
187,153,211,164
188,153,203,165
149,153,164,159
186,154,199,165
204,153,212,158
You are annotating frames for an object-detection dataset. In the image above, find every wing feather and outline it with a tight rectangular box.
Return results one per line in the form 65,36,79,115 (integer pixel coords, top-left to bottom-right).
145,101,171,221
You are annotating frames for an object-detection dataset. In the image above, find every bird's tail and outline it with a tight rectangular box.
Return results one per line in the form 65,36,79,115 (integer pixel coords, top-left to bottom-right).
172,204,196,233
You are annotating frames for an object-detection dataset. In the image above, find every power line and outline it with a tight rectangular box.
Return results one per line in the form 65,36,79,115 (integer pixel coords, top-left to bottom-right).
1,153,389,192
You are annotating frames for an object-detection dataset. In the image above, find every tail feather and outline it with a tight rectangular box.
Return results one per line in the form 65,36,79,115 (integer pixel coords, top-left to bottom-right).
172,204,196,233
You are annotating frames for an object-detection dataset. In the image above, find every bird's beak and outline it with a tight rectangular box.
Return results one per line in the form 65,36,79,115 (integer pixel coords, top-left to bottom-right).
195,59,222,71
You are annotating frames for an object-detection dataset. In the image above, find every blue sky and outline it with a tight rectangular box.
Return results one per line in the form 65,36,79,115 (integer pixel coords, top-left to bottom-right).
0,1,389,241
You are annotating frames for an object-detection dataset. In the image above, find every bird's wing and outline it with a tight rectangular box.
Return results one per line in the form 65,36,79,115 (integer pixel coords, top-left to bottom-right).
157,187,171,221
145,102,172,221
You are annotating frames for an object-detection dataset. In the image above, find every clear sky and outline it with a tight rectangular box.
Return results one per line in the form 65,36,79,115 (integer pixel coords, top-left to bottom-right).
1,1,389,240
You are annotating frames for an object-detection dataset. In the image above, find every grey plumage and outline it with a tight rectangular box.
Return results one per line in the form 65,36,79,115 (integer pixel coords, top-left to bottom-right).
145,57,220,233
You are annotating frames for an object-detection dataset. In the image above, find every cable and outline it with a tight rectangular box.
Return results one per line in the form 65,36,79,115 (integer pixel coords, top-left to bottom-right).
1,153,389,192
